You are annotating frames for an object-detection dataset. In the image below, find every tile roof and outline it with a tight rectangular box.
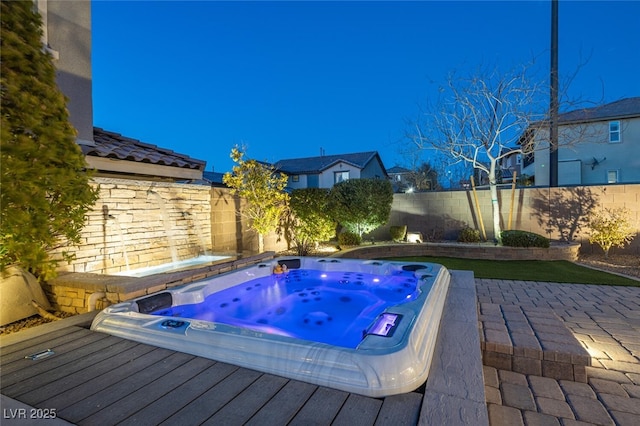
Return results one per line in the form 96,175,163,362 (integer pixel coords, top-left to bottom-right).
558,97,640,123
273,151,381,174
83,128,206,170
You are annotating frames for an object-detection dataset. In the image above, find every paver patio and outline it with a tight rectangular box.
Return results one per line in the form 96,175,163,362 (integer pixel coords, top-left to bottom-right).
477,279,640,426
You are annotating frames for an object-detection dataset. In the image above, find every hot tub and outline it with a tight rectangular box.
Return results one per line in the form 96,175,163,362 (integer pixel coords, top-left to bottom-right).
91,257,450,397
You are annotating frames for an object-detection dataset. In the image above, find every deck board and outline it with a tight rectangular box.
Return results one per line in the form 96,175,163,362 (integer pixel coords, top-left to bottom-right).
202,374,289,425
0,327,100,369
38,345,168,411
80,355,212,425
244,380,317,426
116,361,239,426
288,386,350,425
1,324,428,426
1,333,119,390
332,393,384,426
57,350,195,423
159,368,263,425
20,341,154,406
0,326,88,358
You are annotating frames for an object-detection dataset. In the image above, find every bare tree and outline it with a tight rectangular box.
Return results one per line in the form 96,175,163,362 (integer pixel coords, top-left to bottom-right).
408,63,547,243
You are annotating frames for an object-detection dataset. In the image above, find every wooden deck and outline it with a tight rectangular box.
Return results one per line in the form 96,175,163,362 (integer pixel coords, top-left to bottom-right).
1,271,487,426
2,323,424,425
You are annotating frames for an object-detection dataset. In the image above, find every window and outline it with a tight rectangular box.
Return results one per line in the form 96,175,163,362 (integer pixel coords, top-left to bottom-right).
609,121,621,143
334,171,349,184
291,175,299,182
607,170,619,184
516,154,522,165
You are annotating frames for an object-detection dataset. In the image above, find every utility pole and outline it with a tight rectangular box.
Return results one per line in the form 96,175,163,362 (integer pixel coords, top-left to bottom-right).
549,0,559,187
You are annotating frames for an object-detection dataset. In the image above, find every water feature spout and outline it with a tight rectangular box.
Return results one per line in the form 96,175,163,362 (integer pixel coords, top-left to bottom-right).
147,190,179,263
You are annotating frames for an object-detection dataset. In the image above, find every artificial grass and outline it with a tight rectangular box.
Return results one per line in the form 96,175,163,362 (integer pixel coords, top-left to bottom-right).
385,256,640,287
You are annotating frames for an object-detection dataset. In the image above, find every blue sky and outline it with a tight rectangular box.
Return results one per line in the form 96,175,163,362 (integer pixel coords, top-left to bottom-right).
92,1,640,174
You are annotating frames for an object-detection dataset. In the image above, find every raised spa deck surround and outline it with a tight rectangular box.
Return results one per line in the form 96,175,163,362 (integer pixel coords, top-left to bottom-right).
91,257,451,397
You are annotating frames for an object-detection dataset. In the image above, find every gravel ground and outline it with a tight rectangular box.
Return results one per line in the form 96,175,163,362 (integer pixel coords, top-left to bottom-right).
2,252,637,337
576,253,640,279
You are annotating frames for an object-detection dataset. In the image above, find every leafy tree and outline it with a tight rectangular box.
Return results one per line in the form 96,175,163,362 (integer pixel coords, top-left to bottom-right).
588,207,635,258
1,1,99,280
223,146,289,252
329,178,393,237
288,188,335,255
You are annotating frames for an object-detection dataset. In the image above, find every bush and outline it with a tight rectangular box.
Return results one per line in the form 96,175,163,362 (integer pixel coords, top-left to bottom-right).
457,227,481,243
338,231,362,247
329,178,393,237
390,225,407,242
588,207,635,257
501,230,550,248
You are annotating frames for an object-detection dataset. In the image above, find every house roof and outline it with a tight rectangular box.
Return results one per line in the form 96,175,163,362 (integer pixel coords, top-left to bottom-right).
387,166,412,174
557,97,640,124
83,128,206,171
203,171,226,186
273,151,383,174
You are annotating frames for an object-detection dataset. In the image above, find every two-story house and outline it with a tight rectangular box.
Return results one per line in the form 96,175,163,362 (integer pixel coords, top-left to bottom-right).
273,151,388,190
521,97,640,186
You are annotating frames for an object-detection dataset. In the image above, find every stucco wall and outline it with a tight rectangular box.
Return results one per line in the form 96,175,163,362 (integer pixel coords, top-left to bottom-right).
370,183,640,255
209,186,288,254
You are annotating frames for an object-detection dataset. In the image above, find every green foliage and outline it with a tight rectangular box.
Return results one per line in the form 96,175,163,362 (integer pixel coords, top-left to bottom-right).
457,227,481,243
501,230,550,248
289,188,335,255
222,146,289,251
588,207,635,257
390,225,407,242
338,231,362,247
328,178,393,237
0,1,99,280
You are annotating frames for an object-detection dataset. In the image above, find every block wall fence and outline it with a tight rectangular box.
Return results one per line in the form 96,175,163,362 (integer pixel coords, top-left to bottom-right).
369,183,640,255
51,180,639,276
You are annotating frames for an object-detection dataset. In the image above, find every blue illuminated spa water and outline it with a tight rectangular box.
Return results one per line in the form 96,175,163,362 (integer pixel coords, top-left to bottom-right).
151,269,419,348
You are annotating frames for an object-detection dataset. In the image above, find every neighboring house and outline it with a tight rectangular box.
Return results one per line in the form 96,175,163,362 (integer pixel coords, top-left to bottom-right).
387,166,413,192
203,171,227,187
521,97,640,186
42,0,206,181
273,151,388,190
497,148,524,185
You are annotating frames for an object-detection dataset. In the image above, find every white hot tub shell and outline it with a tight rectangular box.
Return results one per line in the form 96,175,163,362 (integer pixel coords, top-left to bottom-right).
91,257,451,397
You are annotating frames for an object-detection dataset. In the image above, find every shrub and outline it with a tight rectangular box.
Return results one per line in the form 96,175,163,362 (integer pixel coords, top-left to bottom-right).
390,225,407,242
1,1,100,280
588,207,635,258
338,231,362,247
289,188,335,255
501,230,550,248
329,178,393,237
457,227,481,243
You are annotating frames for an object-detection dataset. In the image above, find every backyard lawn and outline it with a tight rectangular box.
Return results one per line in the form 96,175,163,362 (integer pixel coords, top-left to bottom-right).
385,256,640,287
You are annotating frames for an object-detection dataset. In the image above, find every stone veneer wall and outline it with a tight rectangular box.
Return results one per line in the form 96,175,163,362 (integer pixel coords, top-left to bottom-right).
370,184,640,255
50,178,214,275
45,252,276,314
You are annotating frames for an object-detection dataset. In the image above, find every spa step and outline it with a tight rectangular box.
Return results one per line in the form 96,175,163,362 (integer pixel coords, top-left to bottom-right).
420,271,489,426
479,303,591,382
